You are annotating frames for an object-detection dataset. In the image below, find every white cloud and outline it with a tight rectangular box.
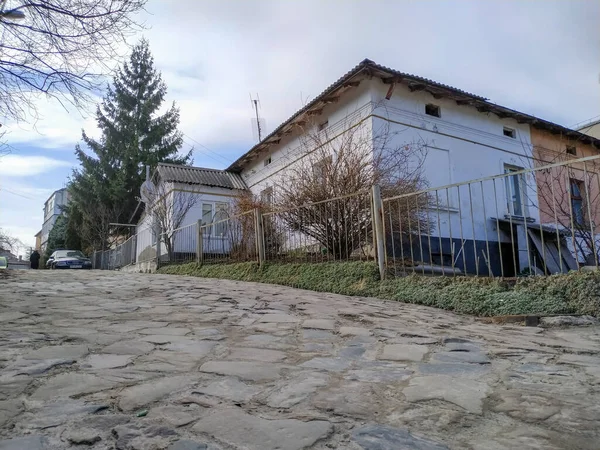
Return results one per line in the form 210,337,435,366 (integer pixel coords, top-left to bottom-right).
0,155,73,177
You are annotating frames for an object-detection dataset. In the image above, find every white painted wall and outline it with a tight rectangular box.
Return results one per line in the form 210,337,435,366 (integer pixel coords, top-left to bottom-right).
41,189,70,249
371,79,537,242
135,182,243,258
237,77,539,271
242,81,375,196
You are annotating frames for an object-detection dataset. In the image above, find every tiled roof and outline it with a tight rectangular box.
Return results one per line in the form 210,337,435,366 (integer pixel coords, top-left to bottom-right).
156,163,246,190
228,59,600,172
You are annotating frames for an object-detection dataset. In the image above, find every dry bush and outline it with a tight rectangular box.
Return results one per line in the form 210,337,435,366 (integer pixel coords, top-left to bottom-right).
271,117,432,260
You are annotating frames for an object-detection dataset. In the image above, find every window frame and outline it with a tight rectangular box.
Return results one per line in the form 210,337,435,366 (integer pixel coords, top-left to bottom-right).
260,186,273,207
504,164,526,216
569,178,585,226
313,156,332,183
425,103,441,118
503,127,516,138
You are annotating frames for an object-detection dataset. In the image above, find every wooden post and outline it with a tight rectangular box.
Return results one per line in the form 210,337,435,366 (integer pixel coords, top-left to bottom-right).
254,208,265,266
196,220,203,265
372,185,386,280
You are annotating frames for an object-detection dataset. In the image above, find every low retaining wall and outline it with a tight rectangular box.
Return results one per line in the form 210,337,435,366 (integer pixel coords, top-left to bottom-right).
119,260,158,273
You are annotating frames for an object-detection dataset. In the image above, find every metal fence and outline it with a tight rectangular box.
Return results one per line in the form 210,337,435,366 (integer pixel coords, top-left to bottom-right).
92,227,155,270
93,154,600,279
262,190,375,263
382,154,600,277
154,210,258,266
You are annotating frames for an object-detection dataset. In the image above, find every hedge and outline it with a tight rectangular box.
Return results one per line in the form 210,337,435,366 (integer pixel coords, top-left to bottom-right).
157,261,600,317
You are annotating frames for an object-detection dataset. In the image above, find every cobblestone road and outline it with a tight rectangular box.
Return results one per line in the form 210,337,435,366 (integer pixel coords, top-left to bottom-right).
1,270,600,449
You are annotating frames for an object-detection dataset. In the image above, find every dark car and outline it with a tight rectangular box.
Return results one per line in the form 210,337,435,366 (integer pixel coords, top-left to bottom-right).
47,250,92,270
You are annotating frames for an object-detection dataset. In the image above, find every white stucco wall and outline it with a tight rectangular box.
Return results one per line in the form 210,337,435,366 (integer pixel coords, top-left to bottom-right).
370,79,537,245
242,81,376,196
236,77,539,272
135,182,243,258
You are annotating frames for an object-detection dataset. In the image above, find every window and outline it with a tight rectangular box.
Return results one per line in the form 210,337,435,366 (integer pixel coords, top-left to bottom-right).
201,203,213,228
214,203,229,236
503,127,516,138
570,179,585,226
425,104,440,118
504,165,525,216
260,187,273,206
318,120,329,132
566,145,577,156
313,156,332,183
264,156,272,167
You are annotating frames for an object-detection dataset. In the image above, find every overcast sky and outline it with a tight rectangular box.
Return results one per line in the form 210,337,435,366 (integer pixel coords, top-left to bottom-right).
1,0,599,251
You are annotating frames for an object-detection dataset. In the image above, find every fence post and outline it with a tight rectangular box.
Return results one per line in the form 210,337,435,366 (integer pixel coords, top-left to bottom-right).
155,225,162,269
100,250,105,270
372,185,386,280
196,220,203,265
131,234,137,265
254,208,265,266
92,250,96,269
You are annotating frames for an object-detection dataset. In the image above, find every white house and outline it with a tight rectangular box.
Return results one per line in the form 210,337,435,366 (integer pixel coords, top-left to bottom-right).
140,59,599,275
41,188,70,251
135,163,246,262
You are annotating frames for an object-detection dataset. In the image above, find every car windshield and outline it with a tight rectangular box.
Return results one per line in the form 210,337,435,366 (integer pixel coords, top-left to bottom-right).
54,250,86,258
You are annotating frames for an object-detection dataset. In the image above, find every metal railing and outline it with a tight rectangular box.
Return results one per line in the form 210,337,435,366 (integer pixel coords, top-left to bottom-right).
261,190,375,263
92,154,600,279
92,227,154,270
382,154,600,277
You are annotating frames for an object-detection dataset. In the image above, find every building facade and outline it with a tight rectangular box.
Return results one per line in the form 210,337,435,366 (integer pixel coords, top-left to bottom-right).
531,128,600,268
140,60,600,275
41,188,70,251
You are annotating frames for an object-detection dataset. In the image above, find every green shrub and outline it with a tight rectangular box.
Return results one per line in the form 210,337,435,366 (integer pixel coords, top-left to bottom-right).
157,261,600,317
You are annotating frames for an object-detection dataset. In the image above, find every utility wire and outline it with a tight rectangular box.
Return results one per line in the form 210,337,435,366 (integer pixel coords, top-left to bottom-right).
182,133,235,165
0,186,34,200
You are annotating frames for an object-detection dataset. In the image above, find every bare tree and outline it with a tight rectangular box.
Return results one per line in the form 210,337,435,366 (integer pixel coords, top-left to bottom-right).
0,0,146,122
0,227,23,254
533,149,600,266
150,183,199,261
270,116,431,260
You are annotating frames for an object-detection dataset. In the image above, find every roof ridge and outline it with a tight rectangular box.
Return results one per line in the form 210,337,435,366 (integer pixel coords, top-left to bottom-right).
158,162,232,173
227,58,600,172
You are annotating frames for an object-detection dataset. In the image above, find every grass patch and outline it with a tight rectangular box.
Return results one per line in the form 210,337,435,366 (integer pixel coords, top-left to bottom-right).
157,261,600,317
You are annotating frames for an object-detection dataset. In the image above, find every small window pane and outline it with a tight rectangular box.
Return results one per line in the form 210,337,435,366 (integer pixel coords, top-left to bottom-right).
425,104,440,117
261,187,273,206
214,203,229,236
503,127,516,138
202,203,212,225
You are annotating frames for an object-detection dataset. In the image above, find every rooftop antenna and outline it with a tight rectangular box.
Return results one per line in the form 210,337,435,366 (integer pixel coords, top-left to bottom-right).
250,93,266,142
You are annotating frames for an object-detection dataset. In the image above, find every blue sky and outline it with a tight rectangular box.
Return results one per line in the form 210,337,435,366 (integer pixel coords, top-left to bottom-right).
1,0,599,251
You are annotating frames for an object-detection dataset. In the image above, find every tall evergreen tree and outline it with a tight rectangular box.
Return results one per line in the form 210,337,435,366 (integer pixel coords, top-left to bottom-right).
68,39,192,251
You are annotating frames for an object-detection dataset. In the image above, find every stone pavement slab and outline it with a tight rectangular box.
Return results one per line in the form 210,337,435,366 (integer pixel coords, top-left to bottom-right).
192,408,332,450
1,270,599,449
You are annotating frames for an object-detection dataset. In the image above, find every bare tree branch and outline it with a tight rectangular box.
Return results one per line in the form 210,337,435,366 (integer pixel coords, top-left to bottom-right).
150,183,199,261
533,148,600,265
269,113,432,260
0,0,146,123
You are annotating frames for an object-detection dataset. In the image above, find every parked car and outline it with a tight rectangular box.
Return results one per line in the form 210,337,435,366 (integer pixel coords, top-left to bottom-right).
46,250,92,269
0,256,7,269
